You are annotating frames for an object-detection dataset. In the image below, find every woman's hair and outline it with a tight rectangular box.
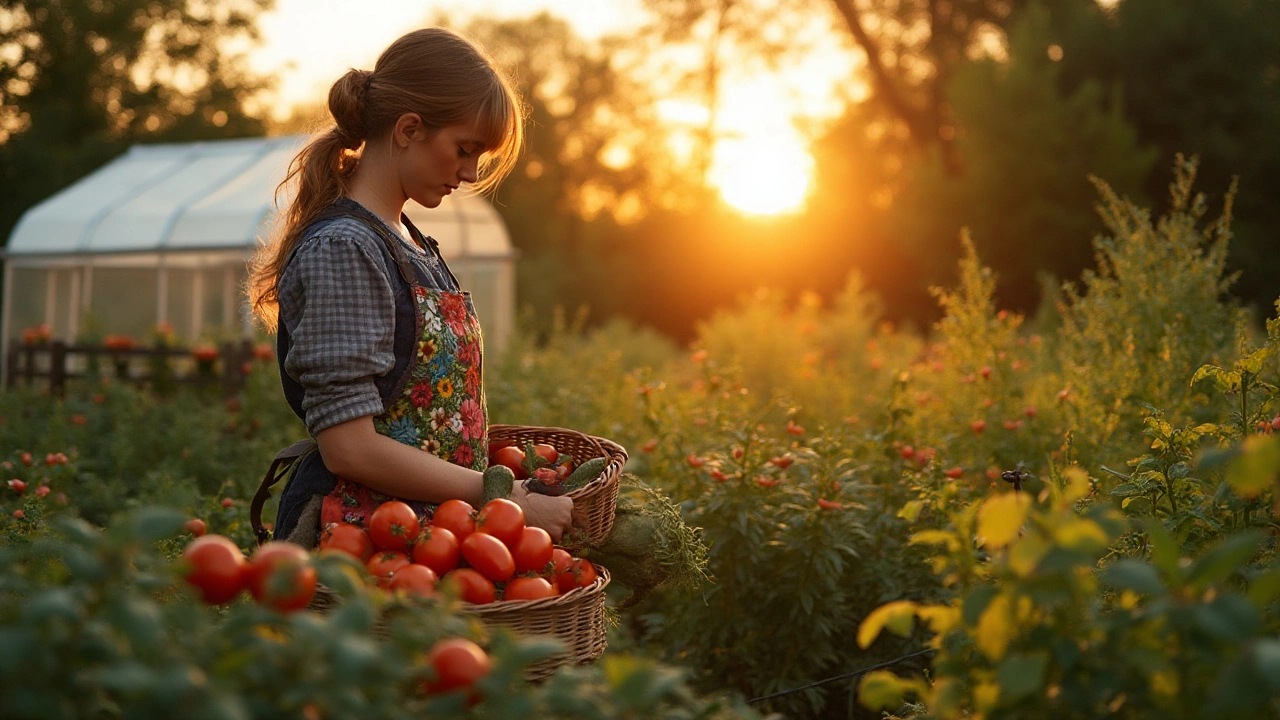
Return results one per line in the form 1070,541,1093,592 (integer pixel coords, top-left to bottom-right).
248,27,525,330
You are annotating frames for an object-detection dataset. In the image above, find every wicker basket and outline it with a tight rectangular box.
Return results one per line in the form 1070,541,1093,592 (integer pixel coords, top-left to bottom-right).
307,567,610,681
488,424,627,545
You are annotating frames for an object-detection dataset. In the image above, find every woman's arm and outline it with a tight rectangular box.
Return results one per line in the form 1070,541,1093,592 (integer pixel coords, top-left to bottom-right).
317,415,484,505
317,416,575,540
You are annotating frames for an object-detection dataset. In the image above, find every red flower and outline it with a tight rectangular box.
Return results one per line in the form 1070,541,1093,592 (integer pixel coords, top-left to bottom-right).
459,398,484,441
754,477,780,488
464,366,481,397
410,381,434,409
687,454,705,468
452,444,475,467
642,439,659,453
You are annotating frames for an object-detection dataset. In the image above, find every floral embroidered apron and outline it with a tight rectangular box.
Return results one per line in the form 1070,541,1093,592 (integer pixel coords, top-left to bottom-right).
319,257,488,528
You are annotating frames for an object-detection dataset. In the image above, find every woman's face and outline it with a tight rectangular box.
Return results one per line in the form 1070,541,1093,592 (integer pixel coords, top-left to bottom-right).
395,119,484,209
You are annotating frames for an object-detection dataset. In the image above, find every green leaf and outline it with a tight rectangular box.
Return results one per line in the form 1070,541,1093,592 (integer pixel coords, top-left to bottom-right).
1100,560,1166,596
897,500,924,523
1192,595,1259,643
1239,346,1275,375
963,586,999,627
1142,518,1183,586
1252,639,1280,693
1110,483,1143,498
128,507,189,543
1247,567,1280,607
1226,436,1280,499
996,651,1048,700
1186,530,1264,591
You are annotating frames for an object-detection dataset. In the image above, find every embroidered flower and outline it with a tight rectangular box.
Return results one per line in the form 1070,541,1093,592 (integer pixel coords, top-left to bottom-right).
420,437,441,455
387,417,419,447
409,381,433,409
448,412,464,435
436,378,454,399
452,444,474,467
417,338,437,363
460,397,485,440
457,338,480,368
429,408,451,432
465,365,481,397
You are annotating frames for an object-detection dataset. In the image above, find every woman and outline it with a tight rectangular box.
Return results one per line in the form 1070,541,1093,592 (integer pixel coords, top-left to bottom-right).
248,28,574,546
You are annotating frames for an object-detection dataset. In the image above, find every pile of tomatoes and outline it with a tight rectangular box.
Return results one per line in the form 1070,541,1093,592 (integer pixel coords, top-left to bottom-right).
488,441,574,482
320,497,599,604
182,536,317,612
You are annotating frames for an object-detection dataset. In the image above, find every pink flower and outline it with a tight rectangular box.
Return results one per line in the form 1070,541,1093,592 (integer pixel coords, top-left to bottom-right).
460,398,485,440
458,339,480,368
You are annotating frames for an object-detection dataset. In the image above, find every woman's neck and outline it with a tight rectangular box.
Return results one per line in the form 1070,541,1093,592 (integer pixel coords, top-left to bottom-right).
348,140,408,236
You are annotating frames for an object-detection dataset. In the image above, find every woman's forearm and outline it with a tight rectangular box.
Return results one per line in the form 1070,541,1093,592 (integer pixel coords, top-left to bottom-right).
316,416,484,506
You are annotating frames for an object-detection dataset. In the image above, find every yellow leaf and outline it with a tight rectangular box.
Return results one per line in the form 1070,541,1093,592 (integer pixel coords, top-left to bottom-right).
973,680,1001,711
977,493,1031,549
916,604,961,635
858,670,906,711
857,600,917,649
975,594,1015,661
1227,435,1280,499
897,500,925,523
910,530,960,551
1008,534,1048,577
1053,519,1110,552
1150,670,1179,697
1062,467,1091,501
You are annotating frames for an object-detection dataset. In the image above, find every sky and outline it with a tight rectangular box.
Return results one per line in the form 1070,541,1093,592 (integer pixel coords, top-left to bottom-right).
246,0,858,215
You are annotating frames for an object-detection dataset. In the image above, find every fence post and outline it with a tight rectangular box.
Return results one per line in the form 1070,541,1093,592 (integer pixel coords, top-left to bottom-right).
22,345,35,386
49,340,67,397
4,345,16,389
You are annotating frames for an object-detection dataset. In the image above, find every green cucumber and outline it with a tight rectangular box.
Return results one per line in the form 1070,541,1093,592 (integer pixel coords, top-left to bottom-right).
481,465,516,504
563,457,608,492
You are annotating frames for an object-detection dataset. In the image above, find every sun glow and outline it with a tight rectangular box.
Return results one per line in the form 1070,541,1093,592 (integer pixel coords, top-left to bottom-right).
708,130,813,216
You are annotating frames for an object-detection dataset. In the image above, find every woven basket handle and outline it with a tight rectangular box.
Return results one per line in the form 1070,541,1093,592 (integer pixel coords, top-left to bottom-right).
250,439,317,546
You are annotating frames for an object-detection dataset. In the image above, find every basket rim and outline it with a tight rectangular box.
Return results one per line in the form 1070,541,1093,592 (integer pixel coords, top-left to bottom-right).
487,424,628,500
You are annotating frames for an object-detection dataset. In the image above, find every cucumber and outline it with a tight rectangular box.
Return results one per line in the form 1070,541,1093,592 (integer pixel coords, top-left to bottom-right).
563,457,608,492
481,465,515,504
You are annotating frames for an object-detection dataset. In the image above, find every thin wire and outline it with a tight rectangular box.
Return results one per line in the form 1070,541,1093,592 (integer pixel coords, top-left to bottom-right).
746,648,936,704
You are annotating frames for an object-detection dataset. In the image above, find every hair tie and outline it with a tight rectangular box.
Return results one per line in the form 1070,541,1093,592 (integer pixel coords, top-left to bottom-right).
363,71,374,99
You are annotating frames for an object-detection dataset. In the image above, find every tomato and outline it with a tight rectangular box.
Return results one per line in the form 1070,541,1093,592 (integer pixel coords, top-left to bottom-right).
182,535,246,604
442,568,496,604
366,551,412,587
510,526,554,574
461,532,515,582
431,499,476,541
944,467,965,479
817,498,844,510
411,526,460,576
549,548,573,577
556,556,598,593
320,522,374,562
388,563,438,598
491,445,528,480
367,501,420,552
504,576,557,601
184,518,207,537
474,498,524,549
533,443,558,466
246,542,316,612
425,637,491,698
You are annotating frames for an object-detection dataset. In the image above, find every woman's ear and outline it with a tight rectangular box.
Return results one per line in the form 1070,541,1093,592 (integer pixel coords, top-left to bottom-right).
392,113,425,148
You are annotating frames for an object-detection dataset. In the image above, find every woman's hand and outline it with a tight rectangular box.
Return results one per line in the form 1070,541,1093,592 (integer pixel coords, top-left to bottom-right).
510,483,574,542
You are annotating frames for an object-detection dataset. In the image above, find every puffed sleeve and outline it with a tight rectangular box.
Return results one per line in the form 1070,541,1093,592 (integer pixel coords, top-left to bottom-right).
277,233,396,436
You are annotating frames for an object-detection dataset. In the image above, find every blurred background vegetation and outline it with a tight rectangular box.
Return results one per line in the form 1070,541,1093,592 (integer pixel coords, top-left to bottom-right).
2,0,1278,340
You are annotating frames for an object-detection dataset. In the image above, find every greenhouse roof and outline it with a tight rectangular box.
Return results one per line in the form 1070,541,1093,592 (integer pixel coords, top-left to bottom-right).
4,135,512,261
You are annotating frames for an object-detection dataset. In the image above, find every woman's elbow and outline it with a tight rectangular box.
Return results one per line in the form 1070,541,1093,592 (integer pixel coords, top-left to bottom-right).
315,417,374,477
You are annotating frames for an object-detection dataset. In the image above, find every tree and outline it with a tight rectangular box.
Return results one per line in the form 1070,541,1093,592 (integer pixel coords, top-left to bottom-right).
1044,0,1280,311
883,2,1156,311
0,0,272,242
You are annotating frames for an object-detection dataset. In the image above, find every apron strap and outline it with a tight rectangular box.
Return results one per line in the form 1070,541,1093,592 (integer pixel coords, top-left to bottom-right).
250,438,318,546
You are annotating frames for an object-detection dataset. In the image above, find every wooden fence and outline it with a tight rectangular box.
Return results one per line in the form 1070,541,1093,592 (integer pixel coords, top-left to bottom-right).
4,339,263,398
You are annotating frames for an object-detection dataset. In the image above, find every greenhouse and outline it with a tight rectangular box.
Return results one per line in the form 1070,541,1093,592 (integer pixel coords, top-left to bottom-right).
1,134,517,364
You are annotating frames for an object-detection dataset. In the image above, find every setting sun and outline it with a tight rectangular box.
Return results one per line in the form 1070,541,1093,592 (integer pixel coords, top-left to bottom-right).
709,132,814,216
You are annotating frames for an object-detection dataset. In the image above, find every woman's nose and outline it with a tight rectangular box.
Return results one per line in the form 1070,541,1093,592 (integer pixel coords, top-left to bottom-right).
459,159,479,184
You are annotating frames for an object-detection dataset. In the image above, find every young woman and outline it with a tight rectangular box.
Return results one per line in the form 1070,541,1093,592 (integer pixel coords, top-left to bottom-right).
249,28,574,546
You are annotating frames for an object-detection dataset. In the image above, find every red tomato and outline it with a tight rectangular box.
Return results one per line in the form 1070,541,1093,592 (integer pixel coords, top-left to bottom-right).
442,568,496,604
246,542,316,612
182,535,246,604
431,499,476,541
491,446,528,480
461,532,515,582
944,467,965,479
474,498,524,548
411,526,460,576
184,518,207,537
533,443,558,466
425,637,491,697
320,522,374,562
510,526,553,574
388,564,438,598
504,576,557,601
366,551,411,587
549,548,574,590
556,557,598,593
367,501,420,552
